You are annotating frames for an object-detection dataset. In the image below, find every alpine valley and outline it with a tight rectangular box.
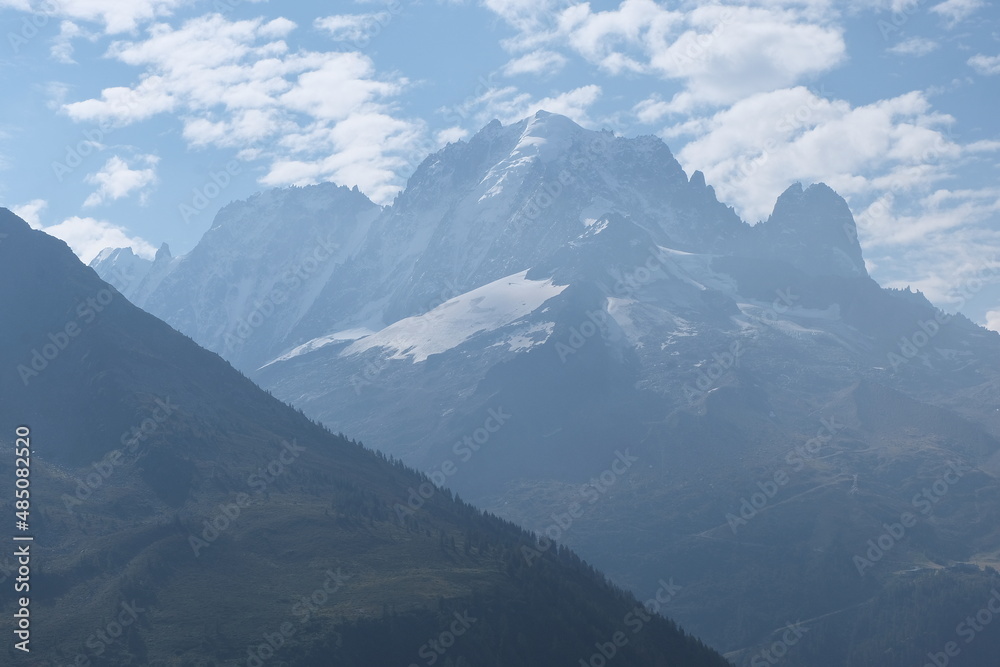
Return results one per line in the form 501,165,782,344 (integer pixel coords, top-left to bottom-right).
89,111,1000,665
0,207,730,666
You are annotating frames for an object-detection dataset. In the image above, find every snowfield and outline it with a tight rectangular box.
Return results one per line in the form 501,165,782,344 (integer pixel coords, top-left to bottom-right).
343,270,567,362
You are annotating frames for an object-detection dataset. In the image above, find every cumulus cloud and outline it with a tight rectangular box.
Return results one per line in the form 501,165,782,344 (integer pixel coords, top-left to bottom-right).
484,1,845,112
83,154,158,207
10,199,157,262
653,6,844,112
986,310,1000,333
10,199,48,227
42,216,158,262
669,87,965,222
83,155,159,206
436,126,469,144
870,214,1000,313
483,0,568,37
0,0,189,34
663,84,1000,314
61,13,428,204
930,0,984,27
968,54,1000,76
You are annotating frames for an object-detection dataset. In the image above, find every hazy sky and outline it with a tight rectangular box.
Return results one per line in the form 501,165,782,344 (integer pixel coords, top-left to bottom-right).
1,0,998,327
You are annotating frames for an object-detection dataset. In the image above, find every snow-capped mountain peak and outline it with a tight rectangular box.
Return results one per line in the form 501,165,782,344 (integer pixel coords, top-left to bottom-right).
92,111,868,371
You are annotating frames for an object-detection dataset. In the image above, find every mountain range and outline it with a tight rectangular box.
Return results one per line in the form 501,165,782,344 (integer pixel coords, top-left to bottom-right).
90,111,1000,665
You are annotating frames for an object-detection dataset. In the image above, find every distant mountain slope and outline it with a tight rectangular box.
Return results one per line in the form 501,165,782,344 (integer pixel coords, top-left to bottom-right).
0,208,729,666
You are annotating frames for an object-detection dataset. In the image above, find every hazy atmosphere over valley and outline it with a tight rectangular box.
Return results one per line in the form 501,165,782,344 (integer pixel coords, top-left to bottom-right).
1,0,1000,665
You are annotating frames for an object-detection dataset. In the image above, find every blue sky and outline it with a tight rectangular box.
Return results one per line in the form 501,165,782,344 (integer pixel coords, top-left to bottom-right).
1,0,999,327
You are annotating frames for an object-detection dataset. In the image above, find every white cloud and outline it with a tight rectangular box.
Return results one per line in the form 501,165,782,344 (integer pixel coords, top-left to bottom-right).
986,310,1000,333
63,15,300,126
483,0,567,36
662,83,1000,314
502,49,568,76
0,0,189,34
869,213,1000,312
436,126,469,144
42,216,158,262
279,54,402,120
261,111,427,204
314,13,390,44
888,36,938,56
633,95,673,124
534,85,602,122
84,154,158,207
448,83,601,127
557,0,678,74
11,199,48,227
50,20,83,63
61,13,427,204
968,53,1000,76
10,199,156,262
670,87,970,222
484,1,846,112
647,5,845,112
860,187,1000,249
930,0,984,26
